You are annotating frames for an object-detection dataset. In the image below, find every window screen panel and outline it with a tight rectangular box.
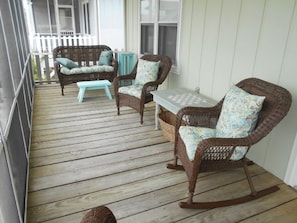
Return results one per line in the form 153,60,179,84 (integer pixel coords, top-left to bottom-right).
6,107,28,220
158,24,177,63
0,147,20,223
159,0,179,21
141,24,154,54
0,13,15,132
141,0,156,21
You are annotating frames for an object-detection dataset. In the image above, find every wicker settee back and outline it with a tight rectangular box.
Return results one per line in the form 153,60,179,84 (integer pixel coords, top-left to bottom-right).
53,45,112,67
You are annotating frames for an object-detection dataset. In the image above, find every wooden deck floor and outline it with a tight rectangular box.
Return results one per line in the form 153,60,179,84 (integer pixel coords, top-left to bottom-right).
27,84,297,223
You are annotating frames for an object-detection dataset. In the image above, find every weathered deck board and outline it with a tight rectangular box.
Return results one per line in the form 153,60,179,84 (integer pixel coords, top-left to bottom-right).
27,84,297,223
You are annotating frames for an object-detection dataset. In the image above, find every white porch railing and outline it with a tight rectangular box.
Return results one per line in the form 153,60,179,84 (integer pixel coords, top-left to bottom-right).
30,34,97,84
31,34,96,53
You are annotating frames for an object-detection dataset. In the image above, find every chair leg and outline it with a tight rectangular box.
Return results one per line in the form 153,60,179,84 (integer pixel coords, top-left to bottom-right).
140,114,143,124
243,160,257,196
167,142,185,170
167,155,184,170
140,107,144,124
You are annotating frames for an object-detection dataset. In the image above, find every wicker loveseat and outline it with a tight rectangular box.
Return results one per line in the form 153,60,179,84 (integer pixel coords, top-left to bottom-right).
53,45,118,95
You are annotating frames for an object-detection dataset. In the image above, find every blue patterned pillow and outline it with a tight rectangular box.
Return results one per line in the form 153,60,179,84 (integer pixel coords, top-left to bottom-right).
135,59,160,85
98,50,113,65
56,58,78,69
216,86,265,160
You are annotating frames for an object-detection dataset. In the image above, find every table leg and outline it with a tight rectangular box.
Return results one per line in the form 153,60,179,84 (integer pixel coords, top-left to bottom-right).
78,87,86,103
104,85,112,100
155,103,160,130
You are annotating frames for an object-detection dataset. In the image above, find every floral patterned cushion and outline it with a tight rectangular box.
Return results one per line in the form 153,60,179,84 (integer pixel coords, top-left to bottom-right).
135,59,160,85
60,65,114,75
118,84,143,99
179,126,216,161
216,85,265,160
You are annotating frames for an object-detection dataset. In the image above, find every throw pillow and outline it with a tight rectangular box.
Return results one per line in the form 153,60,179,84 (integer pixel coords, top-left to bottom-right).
216,85,265,160
135,59,160,85
216,85,265,138
56,58,79,69
98,50,113,66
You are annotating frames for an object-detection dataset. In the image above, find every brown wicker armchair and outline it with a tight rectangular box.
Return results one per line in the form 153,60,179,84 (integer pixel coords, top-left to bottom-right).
114,54,172,124
167,78,292,209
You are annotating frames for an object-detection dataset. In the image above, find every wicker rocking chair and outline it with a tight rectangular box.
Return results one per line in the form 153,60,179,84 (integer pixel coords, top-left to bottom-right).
167,78,292,209
114,54,172,124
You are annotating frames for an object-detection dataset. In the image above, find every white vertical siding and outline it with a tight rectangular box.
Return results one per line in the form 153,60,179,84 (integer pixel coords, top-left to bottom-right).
211,0,241,99
125,0,297,181
253,0,295,82
197,0,222,96
231,0,265,83
125,0,139,54
98,0,125,50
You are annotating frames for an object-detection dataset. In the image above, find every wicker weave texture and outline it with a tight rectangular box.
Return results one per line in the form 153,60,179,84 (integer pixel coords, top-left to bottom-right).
158,110,176,142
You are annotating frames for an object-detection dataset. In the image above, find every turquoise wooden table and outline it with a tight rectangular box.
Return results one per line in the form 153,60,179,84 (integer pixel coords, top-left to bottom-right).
77,80,112,102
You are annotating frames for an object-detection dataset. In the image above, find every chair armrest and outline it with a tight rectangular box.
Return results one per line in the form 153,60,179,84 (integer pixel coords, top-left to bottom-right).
111,58,118,69
141,81,160,96
54,61,61,75
113,73,137,94
115,73,136,82
176,106,220,129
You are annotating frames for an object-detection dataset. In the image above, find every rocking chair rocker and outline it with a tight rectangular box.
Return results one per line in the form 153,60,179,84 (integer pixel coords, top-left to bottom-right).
167,78,292,209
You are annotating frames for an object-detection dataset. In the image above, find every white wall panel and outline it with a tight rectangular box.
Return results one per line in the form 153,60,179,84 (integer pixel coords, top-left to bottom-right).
98,0,125,50
253,0,295,82
198,0,222,97
177,0,195,88
247,0,296,177
125,0,139,54
212,0,241,99
267,1,297,181
231,0,265,84
186,0,207,90
125,0,297,181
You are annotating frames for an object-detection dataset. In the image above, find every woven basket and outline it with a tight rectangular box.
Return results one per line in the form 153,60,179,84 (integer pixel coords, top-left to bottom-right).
158,110,176,142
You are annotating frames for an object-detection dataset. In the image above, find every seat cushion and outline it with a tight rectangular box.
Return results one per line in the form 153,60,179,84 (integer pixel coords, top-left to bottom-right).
60,65,114,75
179,126,252,161
179,126,216,161
118,84,143,99
135,59,160,85
56,58,79,69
